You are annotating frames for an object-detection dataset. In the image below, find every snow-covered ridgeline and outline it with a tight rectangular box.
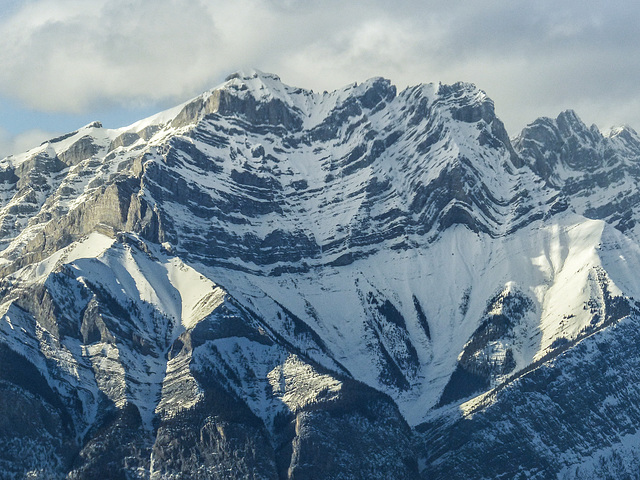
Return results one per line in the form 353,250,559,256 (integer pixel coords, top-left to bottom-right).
1,70,640,478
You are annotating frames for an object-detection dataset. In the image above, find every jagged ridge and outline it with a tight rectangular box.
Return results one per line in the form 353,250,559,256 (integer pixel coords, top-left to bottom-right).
1,70,640,478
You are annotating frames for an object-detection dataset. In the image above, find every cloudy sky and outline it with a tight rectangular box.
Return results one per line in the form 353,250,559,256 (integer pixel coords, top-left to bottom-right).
1,0,638,158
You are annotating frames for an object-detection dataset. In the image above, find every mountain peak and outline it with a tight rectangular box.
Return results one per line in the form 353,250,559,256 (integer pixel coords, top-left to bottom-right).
224,68,281,82
514,108,605,185
556,108,581,123
554,109,600,139
220,68,290,99
605,124,640,141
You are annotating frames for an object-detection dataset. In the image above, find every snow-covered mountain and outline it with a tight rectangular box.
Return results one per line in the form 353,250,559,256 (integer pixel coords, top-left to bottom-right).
2,69,640,478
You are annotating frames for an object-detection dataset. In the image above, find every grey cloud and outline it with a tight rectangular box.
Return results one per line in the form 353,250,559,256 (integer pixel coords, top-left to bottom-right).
0,0,224,111
1,0,640,135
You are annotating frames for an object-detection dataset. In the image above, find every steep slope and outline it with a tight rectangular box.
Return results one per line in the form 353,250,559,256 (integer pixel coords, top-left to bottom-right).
419,306,640,479
416,111,640,479
514,110,640,240
1,70,640,478
0,232,416,479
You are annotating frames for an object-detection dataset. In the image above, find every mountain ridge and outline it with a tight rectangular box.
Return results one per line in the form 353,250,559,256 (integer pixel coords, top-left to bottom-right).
1,70,640,478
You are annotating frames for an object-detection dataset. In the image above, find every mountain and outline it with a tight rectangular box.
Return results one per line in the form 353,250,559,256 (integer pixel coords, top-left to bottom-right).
2,69,640,478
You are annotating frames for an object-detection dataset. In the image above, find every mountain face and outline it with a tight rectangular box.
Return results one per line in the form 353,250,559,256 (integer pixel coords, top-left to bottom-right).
2,70,640,478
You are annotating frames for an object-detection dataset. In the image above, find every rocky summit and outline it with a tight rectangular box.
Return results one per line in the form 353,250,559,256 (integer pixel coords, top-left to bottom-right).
2,69,640,478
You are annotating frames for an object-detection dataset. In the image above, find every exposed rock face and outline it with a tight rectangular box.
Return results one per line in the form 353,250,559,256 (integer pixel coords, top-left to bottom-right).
419,299,640,480
1,70,640,478
514,111,640,238
437,288,534,406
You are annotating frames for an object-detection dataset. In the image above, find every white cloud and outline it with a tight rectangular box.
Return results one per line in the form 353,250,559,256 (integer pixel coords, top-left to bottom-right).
1,0,640,134
0,0,225,111
0,128,59,159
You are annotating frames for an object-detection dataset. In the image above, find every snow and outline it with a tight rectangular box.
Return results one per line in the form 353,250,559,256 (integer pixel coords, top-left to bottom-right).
267,354,342,412
2,69,640,437
558,429,640,480
164,256,225,330
6,232,114,284
201,209,640,426
0,230,241,432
